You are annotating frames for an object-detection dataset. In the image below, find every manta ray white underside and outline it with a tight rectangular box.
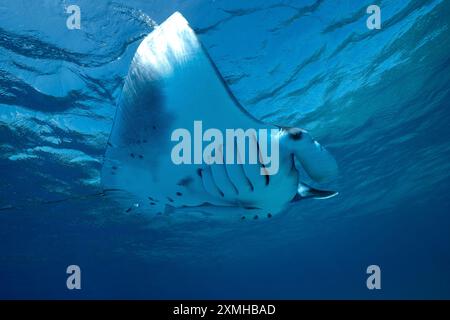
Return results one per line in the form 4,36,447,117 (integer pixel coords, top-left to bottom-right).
101,12,338,221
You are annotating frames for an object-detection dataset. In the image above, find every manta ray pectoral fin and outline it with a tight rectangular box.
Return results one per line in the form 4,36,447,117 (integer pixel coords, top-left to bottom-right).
292,182,338,201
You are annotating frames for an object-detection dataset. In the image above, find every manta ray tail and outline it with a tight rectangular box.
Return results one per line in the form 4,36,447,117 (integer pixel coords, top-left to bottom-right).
293,182,338,201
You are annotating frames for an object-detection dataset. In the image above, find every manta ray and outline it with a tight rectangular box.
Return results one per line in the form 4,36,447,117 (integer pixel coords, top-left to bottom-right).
101,12,338,221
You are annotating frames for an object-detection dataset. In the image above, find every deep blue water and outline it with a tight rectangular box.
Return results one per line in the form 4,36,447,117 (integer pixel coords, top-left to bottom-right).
1,0,450,299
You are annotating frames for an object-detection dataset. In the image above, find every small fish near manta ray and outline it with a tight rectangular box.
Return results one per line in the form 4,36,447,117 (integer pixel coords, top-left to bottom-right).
101,12,339,221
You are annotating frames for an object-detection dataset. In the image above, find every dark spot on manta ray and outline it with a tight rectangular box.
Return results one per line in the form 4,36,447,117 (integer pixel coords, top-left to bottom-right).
241,216,246,220
152,125,157,130
264,172,270,186
156,212,162,215
148,196,156,201
167,197,174,202
267,213,273,218
150,202,156,205
177,176,193,186
130,153,135,158
112,166,117,170
125,207,132,213
143,139,147,143
176,192,182,196
197,169,203,177
247,180,254,192
253,215,259,220
138,155,143,159
107,142,113,147
257,141,270,186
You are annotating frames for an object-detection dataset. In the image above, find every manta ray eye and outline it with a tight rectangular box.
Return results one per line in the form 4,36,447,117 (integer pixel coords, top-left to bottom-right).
289,130,303,140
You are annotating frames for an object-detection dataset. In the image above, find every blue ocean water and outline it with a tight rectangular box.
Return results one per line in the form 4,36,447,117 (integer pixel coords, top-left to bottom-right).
1,0,450,299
